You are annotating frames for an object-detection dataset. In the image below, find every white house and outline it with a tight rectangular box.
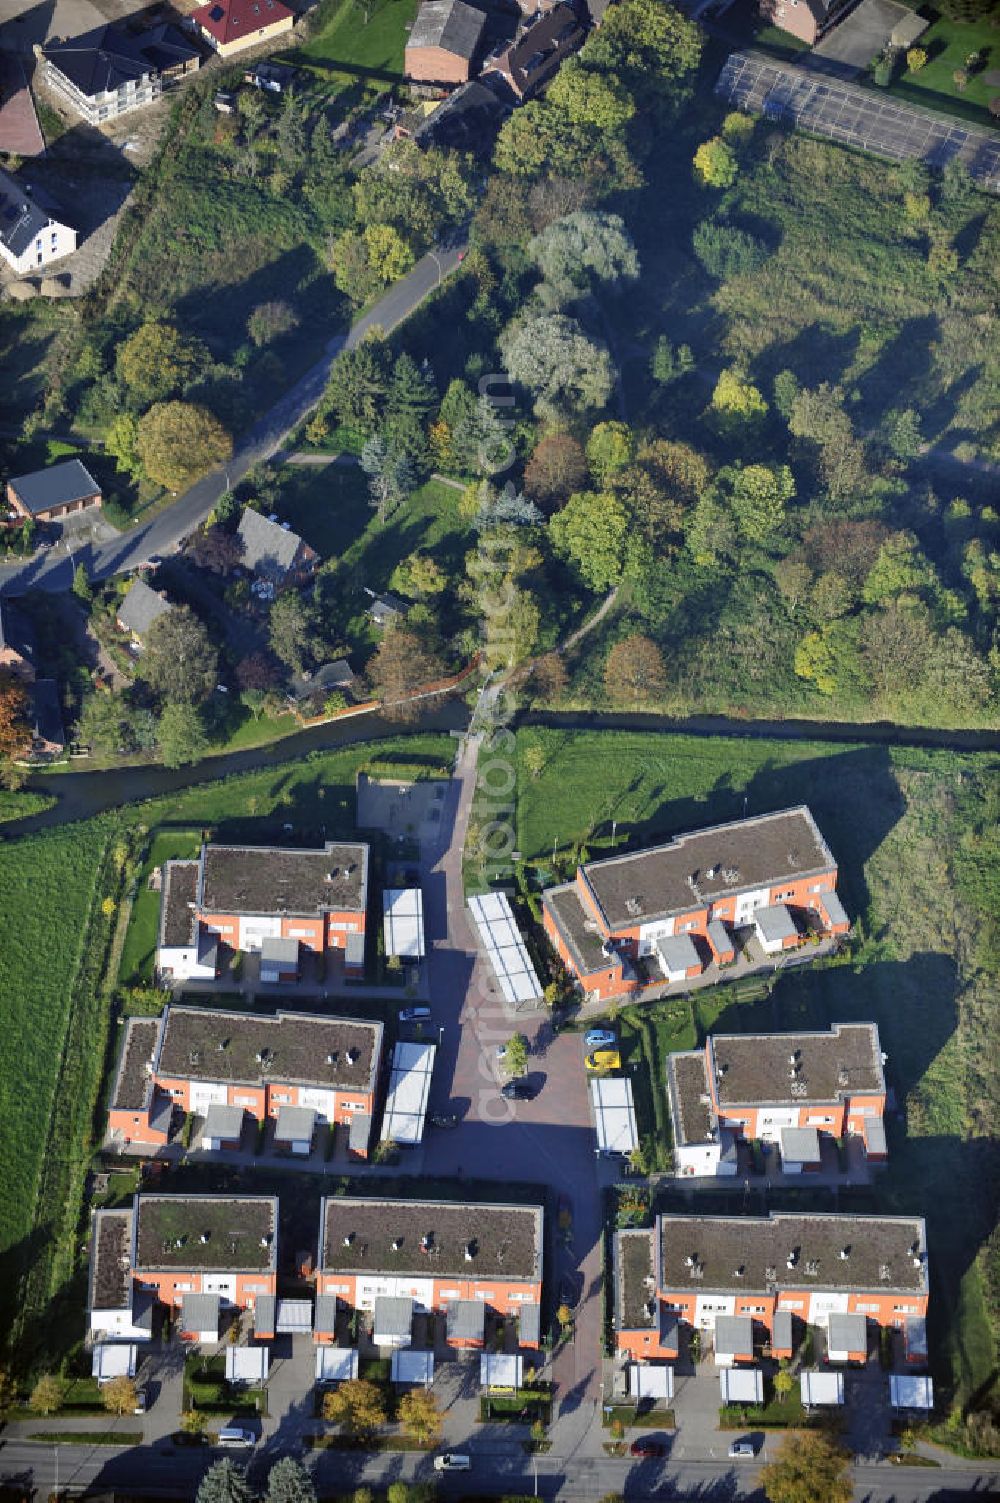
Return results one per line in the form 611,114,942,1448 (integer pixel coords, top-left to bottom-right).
0,168,76,275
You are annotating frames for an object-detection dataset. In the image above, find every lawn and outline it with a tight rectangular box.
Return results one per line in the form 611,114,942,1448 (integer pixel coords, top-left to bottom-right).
119,828,203,985
0,790,56,826
515,727,1000,1415
887,12,1000,124
292,0,419,92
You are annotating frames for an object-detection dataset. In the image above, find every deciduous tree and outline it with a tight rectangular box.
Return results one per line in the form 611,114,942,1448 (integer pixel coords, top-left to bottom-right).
760,1430,852,1503
547,62,636,130
549,489,628,591
248,300,299,347
500,313,614,421
140,607,219,705
693,137,737,188
29,1374,63,1416
321,1377,388,1435
136,402,232,492
530,651,568,702
727,463,795,543
586,421,634,484
187,523,244,575
0,670,30,758
603,635,667,705
102,1377,138,1416
710,369,768,432
528,210,639,301
367,626,444,720
117,322,209,407
157,702,208,769
524,433,588,508
397,1386,443,1446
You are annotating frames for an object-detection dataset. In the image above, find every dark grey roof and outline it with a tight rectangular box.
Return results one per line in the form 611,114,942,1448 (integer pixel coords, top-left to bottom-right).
289,660,355,702
446,1299,485,1341
29,678,64,749
755,904,797,945
0,600,36,668
8,457,99,516
237,508,312,581
202,1102,246,1141
772,1310,793,1351
373,1295,413,1338
519,1302,540,1346
714,1314,754,1355
180,1291,221,1334
365,588,409,624
200,840,368,917
313,1294,339,1335
0,167,69,259
254,1293,276,1335
489,5,582,97
348,1111,372,1153
407,0,486,58
579,806,835,932
260,935,300,966
657,933,700,974
412,76,512,152
117,578,173,637
43,22,199,100
274,1104,316,1142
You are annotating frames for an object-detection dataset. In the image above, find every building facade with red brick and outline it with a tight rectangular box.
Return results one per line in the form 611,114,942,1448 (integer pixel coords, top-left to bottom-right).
543,806,849,1001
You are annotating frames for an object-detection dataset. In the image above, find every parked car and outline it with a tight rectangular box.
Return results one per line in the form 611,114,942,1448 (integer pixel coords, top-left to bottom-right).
585,1049,622,1073
433,1453,471,1471
630,1437,667,1458
728,1439,758,1458
584,1028,617,1050
133,1384,148,1414
217,1428,255,1448
399,1006,431,1023
501,1078,535,1101
429,1112,459,1129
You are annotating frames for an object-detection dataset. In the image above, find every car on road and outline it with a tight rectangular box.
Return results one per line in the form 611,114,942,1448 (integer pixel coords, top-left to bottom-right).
584,1028,617,1050
585,1048,622,1073
133,1384,148,1414
433,1453,471,1471
501,1078,535,1101
630,1438,668,1458
558,1272,582,1308
399,1006,431,1023
217,1428,255,1448
728,1439,758,1458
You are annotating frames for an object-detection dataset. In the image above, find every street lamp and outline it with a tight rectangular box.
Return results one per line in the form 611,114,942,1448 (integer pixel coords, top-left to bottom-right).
438,1025,444,1047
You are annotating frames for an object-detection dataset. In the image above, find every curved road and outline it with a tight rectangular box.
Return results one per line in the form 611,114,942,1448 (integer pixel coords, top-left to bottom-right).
0,242,466,599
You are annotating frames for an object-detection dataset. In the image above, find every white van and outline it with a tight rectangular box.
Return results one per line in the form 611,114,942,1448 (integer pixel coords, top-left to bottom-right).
433,1453,471,1472
399,1006,431,1023
217,1427,255,1448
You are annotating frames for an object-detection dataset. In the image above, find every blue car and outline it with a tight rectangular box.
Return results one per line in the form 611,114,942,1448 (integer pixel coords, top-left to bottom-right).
584,1028,617,1050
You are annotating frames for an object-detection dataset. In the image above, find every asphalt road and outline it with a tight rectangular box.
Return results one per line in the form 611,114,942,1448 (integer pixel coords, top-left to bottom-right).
0,242,465,600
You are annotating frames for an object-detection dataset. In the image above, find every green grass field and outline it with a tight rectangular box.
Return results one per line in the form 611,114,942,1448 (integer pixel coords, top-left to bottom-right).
292,0,419,91
0,790,56,826
516,727,999,1414
887,12,999,124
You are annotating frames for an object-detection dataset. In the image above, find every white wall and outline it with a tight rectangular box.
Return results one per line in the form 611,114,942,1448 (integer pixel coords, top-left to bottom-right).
190,1080,228,1114
637,916,674,956
239,915,282,950
674,1141,722,1177
694,1294,736,1329
356,1275,435,1310
806,1292,850,1325
735,886,770,924
757,1108,799,1141
202,1275,237,1301
158,944,215,980
298,1086,336,1121
1,217,77,277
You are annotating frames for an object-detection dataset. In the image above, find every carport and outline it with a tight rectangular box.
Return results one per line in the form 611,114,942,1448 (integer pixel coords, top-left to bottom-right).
392,1349,435,1386
628,1363,674,1401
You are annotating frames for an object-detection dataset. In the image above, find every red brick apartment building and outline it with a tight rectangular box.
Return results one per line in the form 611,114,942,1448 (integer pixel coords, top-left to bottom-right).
156,839,369,982
107,1006,382,1153
615,1211,928,1365
88,1194,278,1344
314,1197,544,1350
542,806,849,1001
668,1023,888,1177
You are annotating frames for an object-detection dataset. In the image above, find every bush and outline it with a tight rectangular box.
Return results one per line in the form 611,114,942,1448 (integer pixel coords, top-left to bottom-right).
906,47,928,71
692,220,767,281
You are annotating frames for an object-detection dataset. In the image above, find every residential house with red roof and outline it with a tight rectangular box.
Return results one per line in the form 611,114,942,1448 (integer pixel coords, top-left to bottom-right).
191,0,294,57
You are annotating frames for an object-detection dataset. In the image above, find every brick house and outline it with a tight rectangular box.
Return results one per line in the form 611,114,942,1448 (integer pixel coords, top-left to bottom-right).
542,806,849,1002
757,0,853,47
482,5,584,101
5,458,100,524
42,22,200,126
156,840,369,980
190,0,295,57
237,507,318,589
88,1194,278,1343
404,0,487,85
668,1022,888,1178
107,1006,382,1152
614,1211,928,1364
315,1197,544,1350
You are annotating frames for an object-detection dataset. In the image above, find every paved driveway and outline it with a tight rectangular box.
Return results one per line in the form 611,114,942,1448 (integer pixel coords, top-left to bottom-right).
808,0,911,78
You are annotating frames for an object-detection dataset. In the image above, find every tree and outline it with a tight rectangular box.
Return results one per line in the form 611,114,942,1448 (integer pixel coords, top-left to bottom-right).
547,62,636,130
321,1377,387,1435
638,439,710,508
906,46,928,70
453,395,517,479
116,322,208,407
72,562,93,604
0,1367,16,1415
500,313,614,421
604,635,667,705
773,1369,794,1399
158,702,208,768
187,523,244,575
0,671,30,759
364,223,415,285
728,463,795,543
268,592,312,675
266,1457,317,1503
248,300,299,347
360,435,417,521
105,412,143,479
556,1303,573,1329
386,354,437,427
140,606,219,705
549,489,629,591
788,384,867,501
524,433,588,508
531,651,568,702
136,402,232,492
77,690,150,759
650,337,694,384
390,553,446,598
528,211,639,301
693,136,737,188
29,1374,63,1415
324,341,391,431
196,1459,253,1503
503,1032,529,1077
583,0,702,109
181,1408,208,1436
397,1386,442,1446
794,629,839,695
102,1376,138,1416
367,625,444,720
760,1431,852,1503
710,369,768,431
476,484,544,530
586,422,634,484
692,220,766,280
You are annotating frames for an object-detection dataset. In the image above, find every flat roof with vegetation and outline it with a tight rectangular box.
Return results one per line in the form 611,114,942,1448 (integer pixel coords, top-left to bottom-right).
710,1023,884,1106
135,1194,278,1272
112,1018,160,1112
90,1209,134,1310
580,806,834,930
159,860,200,947
155,1006,381,1092
200,841,368,916
667,1051,716,1147
658,1212,927,1295
616,1227,657,1330
320,1196,542,1282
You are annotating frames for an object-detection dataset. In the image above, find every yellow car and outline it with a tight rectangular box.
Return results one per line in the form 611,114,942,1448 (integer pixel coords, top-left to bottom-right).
585,1049,622,1074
